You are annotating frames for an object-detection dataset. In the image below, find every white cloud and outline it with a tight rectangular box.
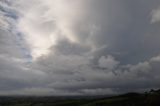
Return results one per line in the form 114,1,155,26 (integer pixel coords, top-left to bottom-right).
0,16,9,29
150,55,160,62
151,7,160,23
14,0,88,59
98,55,119,70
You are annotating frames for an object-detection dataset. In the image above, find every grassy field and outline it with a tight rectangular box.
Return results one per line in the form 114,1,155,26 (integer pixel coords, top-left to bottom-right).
0,89,160,106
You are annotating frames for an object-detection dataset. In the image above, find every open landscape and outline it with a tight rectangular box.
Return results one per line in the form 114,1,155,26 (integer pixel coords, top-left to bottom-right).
0,89,160,106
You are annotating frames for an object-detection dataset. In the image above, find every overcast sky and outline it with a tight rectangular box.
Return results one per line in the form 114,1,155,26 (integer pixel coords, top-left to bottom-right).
0,0,160,95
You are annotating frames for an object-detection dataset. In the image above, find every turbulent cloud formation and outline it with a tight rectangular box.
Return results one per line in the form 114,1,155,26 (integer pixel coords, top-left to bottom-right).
0,0,160,95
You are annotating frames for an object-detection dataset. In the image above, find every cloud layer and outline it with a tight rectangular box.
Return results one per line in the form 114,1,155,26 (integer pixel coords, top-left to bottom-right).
0,0,160,95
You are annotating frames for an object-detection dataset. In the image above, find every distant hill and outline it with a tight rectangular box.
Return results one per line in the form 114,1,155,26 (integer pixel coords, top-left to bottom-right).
81,89,160,106
0,89,160,106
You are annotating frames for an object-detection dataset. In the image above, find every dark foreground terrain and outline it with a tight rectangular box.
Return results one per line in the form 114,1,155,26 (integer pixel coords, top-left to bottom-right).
0,89,160,106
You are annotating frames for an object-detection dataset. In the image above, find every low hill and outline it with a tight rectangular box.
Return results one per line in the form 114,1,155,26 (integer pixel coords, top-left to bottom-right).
0,89,160,106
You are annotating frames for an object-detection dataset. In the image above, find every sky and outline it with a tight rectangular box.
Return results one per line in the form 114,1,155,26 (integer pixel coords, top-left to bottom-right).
0,0,160,96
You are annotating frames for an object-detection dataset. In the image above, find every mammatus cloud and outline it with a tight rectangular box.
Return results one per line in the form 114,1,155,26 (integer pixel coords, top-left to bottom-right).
0,0,160,95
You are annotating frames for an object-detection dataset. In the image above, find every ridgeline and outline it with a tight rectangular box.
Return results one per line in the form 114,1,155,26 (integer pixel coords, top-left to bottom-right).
0,89,160,106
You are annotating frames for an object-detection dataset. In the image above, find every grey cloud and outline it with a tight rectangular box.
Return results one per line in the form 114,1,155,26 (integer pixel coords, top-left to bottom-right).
52,38,91,56
1,0,160,95
98,55,119,70
30,52,160,94
77,0,160,64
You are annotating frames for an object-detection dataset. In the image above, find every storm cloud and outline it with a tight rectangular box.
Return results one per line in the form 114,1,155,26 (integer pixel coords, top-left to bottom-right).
0,0,160,95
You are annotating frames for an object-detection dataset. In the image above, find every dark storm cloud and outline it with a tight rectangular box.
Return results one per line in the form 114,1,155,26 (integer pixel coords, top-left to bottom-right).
77,0,160,65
